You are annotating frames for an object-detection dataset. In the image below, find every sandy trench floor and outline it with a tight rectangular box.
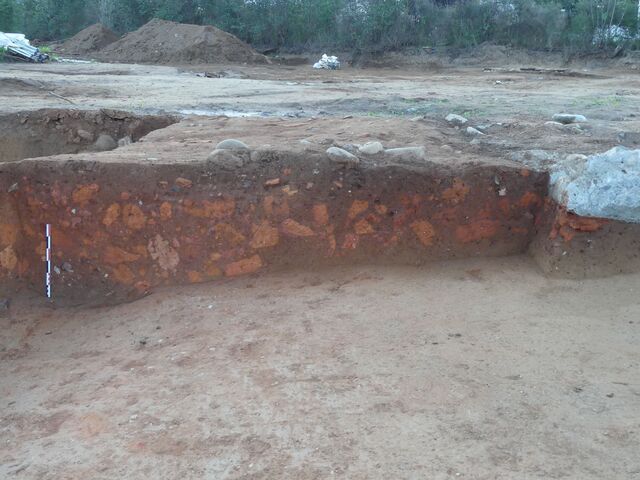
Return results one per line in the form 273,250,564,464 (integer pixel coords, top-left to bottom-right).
1,256,639,479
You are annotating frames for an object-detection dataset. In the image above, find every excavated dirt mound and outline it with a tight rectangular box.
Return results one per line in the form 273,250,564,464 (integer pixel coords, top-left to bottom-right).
97,19,269,65
58,23,119,55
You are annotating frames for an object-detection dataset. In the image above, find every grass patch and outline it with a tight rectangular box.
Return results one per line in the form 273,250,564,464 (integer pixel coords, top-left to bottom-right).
39,45,59,61
571,95,623,108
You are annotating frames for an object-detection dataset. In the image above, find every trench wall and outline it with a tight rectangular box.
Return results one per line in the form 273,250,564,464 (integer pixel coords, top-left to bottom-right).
0,176,22,297
0,154,548,305
0,109,177,163
531,201,640,278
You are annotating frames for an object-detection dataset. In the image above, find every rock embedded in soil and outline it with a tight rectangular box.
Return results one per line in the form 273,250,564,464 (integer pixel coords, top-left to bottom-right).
175,177,193,188
563,124,584,134
466,126,485,136
550,146,640,223
552,113,588,125
207,149,245,167
385,147,427,162
118,136,132,147
511,149,561,169
326,146,359,167
76,129,94,142
359,141,384,155
92,134,117,152
215,139,250,151
445,113,468,127
338,143,360,154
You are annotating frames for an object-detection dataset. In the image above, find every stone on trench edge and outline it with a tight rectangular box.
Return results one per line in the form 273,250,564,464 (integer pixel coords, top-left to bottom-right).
445,113,468,127
550,146,640,223
552,113,587,125
215,139,250,151
358,141,384,155
326,147,359,166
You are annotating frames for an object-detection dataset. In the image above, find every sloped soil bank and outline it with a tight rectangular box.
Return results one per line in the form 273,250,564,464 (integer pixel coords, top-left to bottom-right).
0,109,178,163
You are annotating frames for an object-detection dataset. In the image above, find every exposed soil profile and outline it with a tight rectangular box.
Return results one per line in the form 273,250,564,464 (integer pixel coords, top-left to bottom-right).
0,109,177,163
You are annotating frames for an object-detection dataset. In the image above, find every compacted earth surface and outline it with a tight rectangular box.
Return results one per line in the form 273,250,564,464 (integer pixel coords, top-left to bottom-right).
1,50,639,479
1,258,639,479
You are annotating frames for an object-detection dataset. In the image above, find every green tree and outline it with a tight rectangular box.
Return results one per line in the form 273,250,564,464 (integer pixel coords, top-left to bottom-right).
0,0,16,31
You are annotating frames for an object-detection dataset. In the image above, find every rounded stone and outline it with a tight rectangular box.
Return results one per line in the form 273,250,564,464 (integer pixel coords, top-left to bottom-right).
93,134,117,152
326,147,359,167
445,113,468,127
385,147,427,162
466,126,484,136
77,129,94,142
215,139,250,151
207,149,244,168
552,113,588,125
359,141,384,155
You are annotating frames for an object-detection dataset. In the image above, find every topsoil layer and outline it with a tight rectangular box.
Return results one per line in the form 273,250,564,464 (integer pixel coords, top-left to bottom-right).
97,19,269,65
58,23,119,55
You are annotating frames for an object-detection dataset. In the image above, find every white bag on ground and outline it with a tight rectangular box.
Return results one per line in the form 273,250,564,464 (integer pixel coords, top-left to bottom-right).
313,54,340,70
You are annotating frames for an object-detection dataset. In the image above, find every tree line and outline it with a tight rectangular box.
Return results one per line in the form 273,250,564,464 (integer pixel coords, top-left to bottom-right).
1,0,638,52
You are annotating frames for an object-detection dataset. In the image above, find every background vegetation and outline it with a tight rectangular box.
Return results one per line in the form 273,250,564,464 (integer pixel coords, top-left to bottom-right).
0,0,638,52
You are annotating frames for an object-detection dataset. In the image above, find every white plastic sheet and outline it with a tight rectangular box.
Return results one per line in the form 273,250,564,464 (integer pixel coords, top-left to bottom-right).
313,54,340,70
0,32,31,48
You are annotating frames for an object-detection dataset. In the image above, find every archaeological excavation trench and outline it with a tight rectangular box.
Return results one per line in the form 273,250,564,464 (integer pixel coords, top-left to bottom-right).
1,110,638,306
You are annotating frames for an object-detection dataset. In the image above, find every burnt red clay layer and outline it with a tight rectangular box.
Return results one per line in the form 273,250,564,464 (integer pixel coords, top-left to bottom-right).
530,201,640,278
1,151,547,305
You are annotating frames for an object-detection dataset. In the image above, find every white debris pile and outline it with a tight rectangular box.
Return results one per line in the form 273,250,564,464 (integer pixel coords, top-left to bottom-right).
313,54,340,70
0,32,30,47
593,25,639,45
0,31,49,62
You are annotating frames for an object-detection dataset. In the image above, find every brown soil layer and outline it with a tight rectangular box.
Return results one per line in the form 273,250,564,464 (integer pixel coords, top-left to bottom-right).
57,23,119,56
96,19,270,65
0,109,177,163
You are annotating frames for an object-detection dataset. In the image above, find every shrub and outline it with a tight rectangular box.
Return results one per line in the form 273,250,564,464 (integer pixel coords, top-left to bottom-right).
4,0,639,54
569,0,639,50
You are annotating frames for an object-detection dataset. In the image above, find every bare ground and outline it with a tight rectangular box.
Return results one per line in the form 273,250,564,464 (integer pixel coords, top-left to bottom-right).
1,62,639,125
1,256,639,479
2,62,639,165
1,56,640,479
